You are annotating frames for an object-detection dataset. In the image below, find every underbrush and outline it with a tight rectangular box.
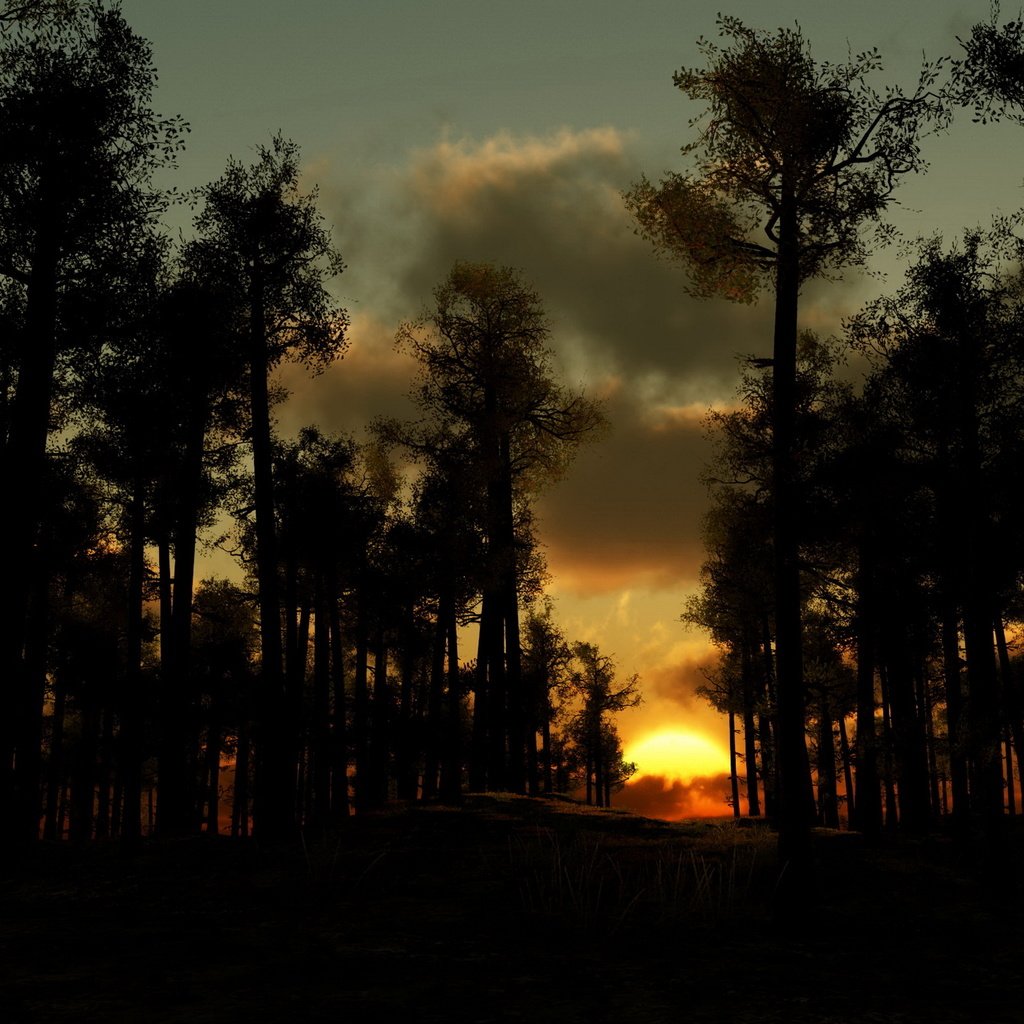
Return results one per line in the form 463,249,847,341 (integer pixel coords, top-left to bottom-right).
508,823,777,935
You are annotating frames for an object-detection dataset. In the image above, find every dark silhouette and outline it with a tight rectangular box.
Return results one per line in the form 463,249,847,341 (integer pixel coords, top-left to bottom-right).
625,15,946,906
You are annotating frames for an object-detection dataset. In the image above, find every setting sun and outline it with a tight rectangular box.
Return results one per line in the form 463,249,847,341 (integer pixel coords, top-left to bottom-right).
624,729,730,782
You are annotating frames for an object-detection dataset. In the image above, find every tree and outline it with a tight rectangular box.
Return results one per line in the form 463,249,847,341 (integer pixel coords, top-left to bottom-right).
0,1,80,29
0,2,184,840
848,230,1024,850
191,135,347,838
625,15,944,894
521,598,573,794
955,4,1024,124
565,642,640,807
393,261,604,795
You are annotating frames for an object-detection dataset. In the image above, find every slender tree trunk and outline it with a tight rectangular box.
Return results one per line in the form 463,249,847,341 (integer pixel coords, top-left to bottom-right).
994,616,1024,815
0,219,59,845
43,675,67,841
879,668,898,831
759,622,779,820
729,710,740,818
311,574,331,827
883,633,930,835
327,579,349,823
923,680,942,820
741,640,761,816
370,629,390,807
941,607,969,827
854,545,880,837
249,277,291,839
396,615,417,801
816,702,839,829
159,393,208,836
69,702,98,842
424,592,449,800
771,197,814,901
353,613,371,813
232,715,250,838
204,712,221,834
122,478,145,841
440,606,462,802
837,713,855,828
94,709,114,840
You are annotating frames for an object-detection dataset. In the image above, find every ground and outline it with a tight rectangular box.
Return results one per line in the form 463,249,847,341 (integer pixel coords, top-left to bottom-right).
1,796,1021,1023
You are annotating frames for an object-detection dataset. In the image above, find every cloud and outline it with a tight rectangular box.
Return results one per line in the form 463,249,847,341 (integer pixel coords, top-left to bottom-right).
536,388,713,593
390,127,773,391
302,127,870,608
616,772,734,820
643,649,721,711
275,312,420,440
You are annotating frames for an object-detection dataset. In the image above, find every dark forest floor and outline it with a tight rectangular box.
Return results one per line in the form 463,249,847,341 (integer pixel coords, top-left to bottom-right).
1,795,1022,1023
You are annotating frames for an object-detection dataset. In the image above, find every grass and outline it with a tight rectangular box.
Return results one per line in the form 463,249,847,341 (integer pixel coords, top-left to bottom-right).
1,798,1023,1023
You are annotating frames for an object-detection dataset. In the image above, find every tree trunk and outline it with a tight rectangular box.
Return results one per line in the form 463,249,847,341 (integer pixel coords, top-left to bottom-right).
353,613,371,813
0,218,59,845
837,713,855,828
327,578,349,823
249,276,291,839
440,606,462,802
43,674,67,841
729,710,740,817
741,639,761,816
994,616,1024,816
816,703,839,829
854,543,880,837
941,607,969,827
122,478,145,841
311,573,331,827
424,592,449,800
771,195,814,901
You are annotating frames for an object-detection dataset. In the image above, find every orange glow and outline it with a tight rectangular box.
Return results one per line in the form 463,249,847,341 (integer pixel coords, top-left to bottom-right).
624,728,729,782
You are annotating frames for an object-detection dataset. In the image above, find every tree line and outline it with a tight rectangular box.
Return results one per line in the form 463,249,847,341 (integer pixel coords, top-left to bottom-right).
0,2,645,845
7,0,1024,876
625,8,1024,897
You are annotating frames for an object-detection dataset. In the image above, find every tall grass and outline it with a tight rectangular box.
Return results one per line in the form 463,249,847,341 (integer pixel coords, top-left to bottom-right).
509,825,775,934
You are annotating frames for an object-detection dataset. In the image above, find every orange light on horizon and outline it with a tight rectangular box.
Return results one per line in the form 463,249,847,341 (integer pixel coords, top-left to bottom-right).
624,728,730,783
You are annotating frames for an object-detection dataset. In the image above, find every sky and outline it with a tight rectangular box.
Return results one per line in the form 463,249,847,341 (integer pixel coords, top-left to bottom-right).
123,0,1024,817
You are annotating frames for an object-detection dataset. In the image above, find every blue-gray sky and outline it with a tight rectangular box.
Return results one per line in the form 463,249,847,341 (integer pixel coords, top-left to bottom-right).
121,1,1024,811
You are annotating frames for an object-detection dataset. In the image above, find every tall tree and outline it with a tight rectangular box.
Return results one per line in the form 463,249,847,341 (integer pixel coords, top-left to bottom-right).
566,642,640,808
625,15,944,895
393,261,604,795
0,3,184,840
191,135,347,838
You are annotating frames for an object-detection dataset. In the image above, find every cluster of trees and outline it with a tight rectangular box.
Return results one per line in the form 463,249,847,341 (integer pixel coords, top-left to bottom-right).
0,2,640,844
627,8,1024,883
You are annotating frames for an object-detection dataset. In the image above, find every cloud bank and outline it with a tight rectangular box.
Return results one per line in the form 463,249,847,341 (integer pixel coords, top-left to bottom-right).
617,772,734,820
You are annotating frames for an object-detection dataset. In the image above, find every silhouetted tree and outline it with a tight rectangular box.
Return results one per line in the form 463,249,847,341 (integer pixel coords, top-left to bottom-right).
395,261,604,795
848,230,1024,851
566,642,640,807
626,15,944,893
190,135,347,838
0,5,184,838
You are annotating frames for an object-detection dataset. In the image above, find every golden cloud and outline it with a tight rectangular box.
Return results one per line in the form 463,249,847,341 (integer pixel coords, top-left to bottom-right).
407,126,629,217
616,772,734,820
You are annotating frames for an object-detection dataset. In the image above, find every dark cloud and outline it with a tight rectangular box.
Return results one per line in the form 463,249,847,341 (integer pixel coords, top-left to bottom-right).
389,128,770,390
644,649,722,711
303,128,867,594
536,388,714,592
616,772,733,820
275,315,420,441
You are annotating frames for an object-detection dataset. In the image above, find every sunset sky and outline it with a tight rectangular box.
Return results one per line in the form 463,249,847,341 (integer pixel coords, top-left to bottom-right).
125,1,1024,817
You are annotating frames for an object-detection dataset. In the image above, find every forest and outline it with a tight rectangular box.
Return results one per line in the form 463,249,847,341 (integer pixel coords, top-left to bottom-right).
5,0,1024,958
